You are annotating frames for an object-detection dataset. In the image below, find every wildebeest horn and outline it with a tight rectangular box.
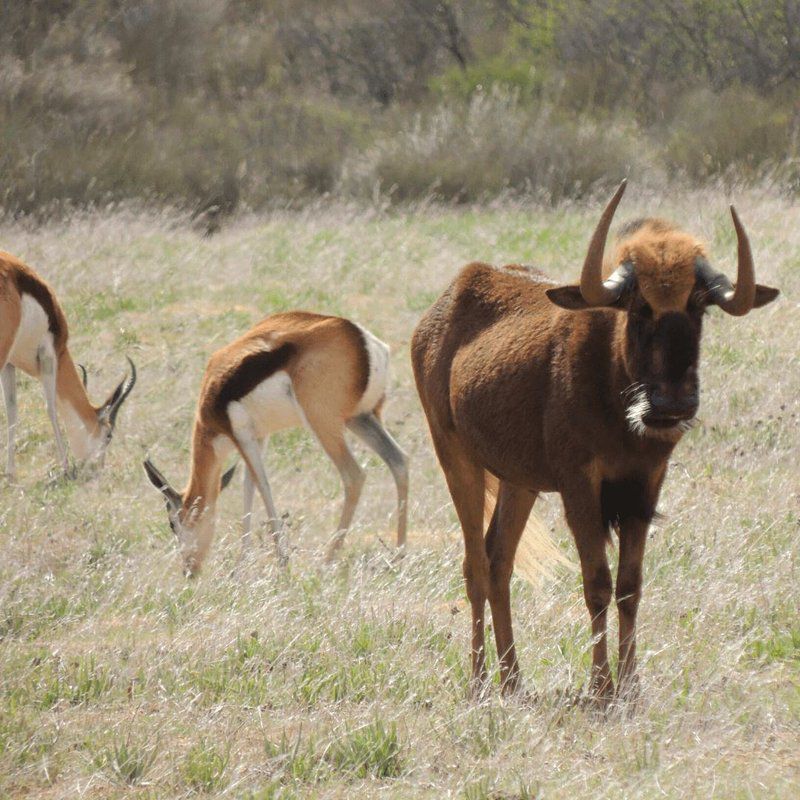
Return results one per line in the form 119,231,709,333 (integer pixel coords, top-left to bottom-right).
580,180,628,306
695,207,756,316
104,357,137,428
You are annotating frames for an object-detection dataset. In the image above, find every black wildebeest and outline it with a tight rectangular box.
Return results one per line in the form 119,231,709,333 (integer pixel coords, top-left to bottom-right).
411,182,779,705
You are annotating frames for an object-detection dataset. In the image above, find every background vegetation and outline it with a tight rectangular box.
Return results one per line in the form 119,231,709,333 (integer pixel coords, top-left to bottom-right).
1,0,799,214
0,189,797,798
0,4,797,798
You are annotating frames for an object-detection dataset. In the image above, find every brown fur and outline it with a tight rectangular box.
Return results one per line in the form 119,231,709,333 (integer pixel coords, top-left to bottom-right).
0,251,69,361
0,252,135,473
412,214,778,705
152,311,408,575
613,220,706,316
197,312,370,442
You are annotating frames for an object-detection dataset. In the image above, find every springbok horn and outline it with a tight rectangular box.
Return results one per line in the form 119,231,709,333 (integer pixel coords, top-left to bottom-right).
78,364,88,389
143,458,182,508
580,180,629,306
699,206,757,316
106,357,137,428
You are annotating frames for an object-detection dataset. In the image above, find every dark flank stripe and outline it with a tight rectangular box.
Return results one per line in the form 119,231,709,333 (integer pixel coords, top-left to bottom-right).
13,270,64,344
214,343,297,422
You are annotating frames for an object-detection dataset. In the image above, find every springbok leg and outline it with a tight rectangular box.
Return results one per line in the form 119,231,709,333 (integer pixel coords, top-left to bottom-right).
346,412,409,548
38,346,70,474
1,364,17,479
313,427,364,561
234,428,286,565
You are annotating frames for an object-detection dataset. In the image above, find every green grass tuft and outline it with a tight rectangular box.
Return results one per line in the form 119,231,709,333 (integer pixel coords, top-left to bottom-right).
325,720,403,779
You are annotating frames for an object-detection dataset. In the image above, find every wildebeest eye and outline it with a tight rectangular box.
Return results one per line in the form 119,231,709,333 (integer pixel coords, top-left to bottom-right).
687,295,706,317
169,519,177,534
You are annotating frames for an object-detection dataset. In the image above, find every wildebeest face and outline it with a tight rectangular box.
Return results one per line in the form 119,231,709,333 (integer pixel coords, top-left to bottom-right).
623,290,703,433
544,181,779,437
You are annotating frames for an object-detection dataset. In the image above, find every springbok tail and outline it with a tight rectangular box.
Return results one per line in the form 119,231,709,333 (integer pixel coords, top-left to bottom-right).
483,471,572,585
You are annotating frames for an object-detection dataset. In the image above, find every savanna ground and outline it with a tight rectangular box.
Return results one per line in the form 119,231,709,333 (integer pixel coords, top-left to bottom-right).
0,188,798,799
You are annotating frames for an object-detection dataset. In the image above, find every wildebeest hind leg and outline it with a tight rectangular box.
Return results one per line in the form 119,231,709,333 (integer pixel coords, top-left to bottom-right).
485,482,536,696
432,435,489,698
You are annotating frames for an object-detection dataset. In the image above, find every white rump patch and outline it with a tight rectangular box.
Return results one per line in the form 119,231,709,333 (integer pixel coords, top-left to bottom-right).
355,325,390,414
8,294,50,374
227,370,306,438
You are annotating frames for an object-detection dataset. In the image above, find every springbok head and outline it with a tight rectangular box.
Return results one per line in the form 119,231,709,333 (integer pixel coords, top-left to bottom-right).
546,181,779,436
143,458,236,577
80,357,137,465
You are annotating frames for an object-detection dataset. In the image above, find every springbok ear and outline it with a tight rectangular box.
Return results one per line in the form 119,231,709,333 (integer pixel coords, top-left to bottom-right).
143,459,181,509
220,463,236,491
752,284,780,309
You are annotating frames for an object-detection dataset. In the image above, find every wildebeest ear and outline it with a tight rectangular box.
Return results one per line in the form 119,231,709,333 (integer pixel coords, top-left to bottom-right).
545,286,589,309
752,284,780,309
546,285,628,311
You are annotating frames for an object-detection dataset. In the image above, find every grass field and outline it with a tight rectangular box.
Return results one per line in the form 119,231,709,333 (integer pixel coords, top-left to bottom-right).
0,188,798,798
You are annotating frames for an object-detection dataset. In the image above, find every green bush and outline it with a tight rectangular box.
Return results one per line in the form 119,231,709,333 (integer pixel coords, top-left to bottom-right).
664,86,792,181
0,52,368,213
431,56,547,101
342,89,651,203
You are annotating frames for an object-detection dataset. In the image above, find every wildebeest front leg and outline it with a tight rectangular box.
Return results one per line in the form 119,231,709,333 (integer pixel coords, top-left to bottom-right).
616,517,647,701
563,486,614,706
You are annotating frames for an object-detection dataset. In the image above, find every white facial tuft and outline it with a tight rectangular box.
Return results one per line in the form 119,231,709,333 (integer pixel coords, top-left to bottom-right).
625,388,695,439
625,389,651,436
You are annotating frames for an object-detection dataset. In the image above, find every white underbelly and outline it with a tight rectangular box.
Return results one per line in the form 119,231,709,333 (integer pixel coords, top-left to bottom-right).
8,294,50,374
227,370,305,438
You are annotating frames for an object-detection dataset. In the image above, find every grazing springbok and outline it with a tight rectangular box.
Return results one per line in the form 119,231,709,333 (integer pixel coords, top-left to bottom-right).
411,181,779,705
0,251,137,478
144,310,408,576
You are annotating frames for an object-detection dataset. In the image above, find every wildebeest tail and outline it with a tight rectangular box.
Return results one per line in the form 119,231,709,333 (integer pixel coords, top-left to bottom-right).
483,472,572,585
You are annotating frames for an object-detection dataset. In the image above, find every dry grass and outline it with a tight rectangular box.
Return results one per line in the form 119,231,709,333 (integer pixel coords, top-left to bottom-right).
0,187,798,798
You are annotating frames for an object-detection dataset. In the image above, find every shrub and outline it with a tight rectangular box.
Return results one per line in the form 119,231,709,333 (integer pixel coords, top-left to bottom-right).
663,86,793,181
341,89,651,203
